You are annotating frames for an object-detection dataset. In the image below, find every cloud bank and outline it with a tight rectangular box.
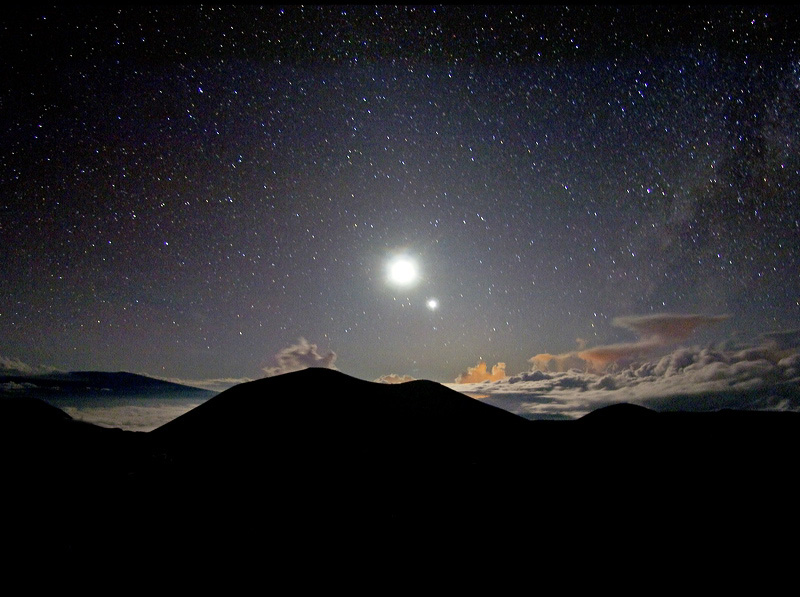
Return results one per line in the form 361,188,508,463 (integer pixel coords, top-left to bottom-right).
449,340,800,420
58,400,206,432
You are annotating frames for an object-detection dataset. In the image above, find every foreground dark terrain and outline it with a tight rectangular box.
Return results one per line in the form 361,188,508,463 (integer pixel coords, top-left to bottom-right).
2,368,798,580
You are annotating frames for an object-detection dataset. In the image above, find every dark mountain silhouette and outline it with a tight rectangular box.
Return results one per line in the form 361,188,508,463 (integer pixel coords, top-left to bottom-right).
3,367,799,578
1,395,152,568
151,367,533,467
577,401,660,422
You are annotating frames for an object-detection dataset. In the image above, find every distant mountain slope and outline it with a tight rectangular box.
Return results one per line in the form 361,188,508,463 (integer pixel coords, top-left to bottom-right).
0,370,215,400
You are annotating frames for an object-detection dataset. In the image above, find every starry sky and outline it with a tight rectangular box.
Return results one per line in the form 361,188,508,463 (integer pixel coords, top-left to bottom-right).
2,5,799,384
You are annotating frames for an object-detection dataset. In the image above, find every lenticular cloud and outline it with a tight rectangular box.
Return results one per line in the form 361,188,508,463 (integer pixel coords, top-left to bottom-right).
611,313,730,342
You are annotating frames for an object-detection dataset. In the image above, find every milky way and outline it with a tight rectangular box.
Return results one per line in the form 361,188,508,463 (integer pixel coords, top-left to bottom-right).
1,6,799,383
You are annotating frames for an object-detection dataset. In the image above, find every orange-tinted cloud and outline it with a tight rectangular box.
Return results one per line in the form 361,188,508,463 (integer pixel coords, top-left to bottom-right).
454,361,507,383
578,338,663,371
528,352,588,373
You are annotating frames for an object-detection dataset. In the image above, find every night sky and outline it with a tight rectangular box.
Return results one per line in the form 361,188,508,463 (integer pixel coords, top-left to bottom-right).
2,5,799,385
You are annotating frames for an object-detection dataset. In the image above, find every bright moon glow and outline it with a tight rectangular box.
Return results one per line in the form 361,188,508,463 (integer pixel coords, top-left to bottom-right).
387,256,419,286
427,298,439,310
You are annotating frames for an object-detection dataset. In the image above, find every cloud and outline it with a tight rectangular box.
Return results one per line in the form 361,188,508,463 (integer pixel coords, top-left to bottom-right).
0,381,40,393
375,373,417,384
760,328,800,350
528,351,589,373
0,355,61,376
262,338,337,377
454,361,506,384
577,338,664,371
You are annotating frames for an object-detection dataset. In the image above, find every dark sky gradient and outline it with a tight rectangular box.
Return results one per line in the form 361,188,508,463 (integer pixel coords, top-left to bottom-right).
2,6,799,382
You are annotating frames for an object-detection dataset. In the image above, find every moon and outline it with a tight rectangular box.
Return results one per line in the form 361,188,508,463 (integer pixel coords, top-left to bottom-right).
387,255,419,286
